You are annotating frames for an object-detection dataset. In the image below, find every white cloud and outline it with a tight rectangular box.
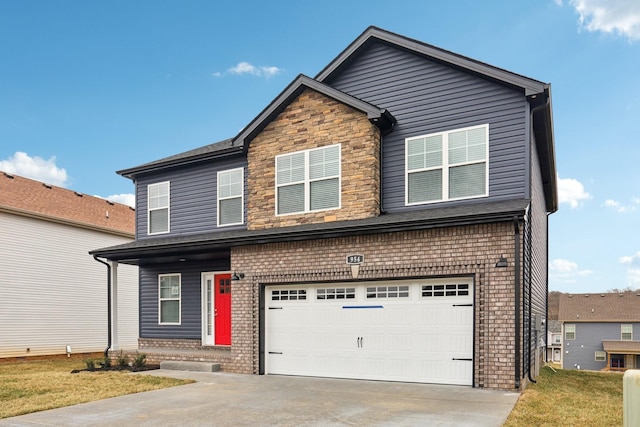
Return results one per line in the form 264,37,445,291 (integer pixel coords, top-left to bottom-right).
0,151,68,187
604,197,639,213
619,252,640,287
549,258,593,284
213,61,283,78
106,193,135,208
550,258,578,273
619,251,640,265
557,177,591,209
626,268,640,287
569,0,640,41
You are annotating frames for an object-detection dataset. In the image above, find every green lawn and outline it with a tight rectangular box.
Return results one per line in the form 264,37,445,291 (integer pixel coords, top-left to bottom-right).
0,357,192,419
504,367,623,426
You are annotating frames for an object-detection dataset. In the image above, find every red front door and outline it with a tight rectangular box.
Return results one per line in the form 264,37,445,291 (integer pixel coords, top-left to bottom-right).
215,274,231,345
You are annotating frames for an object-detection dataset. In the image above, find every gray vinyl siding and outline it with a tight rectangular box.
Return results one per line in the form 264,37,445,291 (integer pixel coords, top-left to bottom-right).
136,157,247,239
324,40,527,212
523,131,549,377
139,259,229,339
563,323,640,371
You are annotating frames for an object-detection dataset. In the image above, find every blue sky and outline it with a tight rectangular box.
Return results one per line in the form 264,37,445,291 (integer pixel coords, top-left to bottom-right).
1,0,639,293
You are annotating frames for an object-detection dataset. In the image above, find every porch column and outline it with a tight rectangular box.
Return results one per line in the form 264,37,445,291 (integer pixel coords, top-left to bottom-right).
111,261,119,350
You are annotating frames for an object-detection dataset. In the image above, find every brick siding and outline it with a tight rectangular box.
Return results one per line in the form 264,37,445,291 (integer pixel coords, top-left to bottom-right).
227,221,521,389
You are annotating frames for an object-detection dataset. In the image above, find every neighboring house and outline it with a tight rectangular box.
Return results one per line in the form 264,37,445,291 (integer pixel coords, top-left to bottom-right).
0,172,138,358
91,26,557,390
546,319,562,364
559,292,640,371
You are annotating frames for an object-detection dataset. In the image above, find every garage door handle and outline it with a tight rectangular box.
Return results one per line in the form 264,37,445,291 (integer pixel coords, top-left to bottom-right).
452,358,472,361
453,304,472,307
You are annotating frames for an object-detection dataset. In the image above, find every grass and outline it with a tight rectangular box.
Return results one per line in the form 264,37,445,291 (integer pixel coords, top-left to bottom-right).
504,366,623,426
0,357,193,419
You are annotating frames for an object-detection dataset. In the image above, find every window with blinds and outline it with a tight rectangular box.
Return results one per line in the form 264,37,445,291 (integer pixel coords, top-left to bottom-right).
217,168,244,226
148,181,170,234
406,124,488,205
276,144,340,215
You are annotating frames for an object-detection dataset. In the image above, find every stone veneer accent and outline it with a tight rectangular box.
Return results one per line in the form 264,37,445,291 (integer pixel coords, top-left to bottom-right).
228,221,523,390
247,88,381,230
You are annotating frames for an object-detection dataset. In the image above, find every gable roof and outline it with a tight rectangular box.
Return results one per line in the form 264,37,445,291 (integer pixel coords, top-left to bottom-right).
317,26,557,213
117,76,395,179
558,292,640,322
233,74,396,148
317,26,548,96
0,171,135,237
114,26,556,213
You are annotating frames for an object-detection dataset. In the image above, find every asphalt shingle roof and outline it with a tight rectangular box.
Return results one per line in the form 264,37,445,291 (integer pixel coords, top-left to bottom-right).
558,292,640,322
0,171,135,236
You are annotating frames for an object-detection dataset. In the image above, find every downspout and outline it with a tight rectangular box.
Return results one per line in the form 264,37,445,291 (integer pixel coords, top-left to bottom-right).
524,96,549,385
514,216,521,389
93,256,112,360
527,211,537,384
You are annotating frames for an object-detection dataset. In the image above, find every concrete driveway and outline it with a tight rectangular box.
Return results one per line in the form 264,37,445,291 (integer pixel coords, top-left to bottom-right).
0,370,519,426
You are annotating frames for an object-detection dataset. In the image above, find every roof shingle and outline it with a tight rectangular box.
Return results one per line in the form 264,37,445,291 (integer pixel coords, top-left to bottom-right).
0,171,134,237
558,292,640,322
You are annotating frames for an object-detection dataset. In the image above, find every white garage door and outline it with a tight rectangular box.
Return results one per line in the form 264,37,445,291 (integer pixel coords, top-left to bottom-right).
265,278,473,385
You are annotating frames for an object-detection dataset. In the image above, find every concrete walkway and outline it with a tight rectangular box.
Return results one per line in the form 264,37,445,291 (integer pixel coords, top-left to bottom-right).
0,370,520,426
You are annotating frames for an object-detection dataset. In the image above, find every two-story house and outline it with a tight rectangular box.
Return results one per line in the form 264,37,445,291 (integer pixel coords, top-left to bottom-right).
559,293,640,371
92,26,557,390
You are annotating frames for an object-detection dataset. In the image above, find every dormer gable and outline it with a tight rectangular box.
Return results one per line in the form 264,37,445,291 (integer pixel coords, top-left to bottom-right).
233,74,395,149
247,86,391,230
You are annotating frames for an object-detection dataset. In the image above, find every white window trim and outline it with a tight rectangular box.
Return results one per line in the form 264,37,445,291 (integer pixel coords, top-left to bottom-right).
148,181,170,235
158,273,181,325
621,324,633,341
595,351,606,362
275,144,341,216
405,124,489,206
217,167,244,227
565,324,576,340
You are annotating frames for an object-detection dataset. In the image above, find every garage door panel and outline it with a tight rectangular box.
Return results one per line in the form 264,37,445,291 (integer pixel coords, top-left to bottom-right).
266,279,473,385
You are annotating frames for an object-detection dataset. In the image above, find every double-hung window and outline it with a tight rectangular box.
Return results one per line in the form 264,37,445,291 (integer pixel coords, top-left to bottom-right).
148,182,170,234
276,144,340,215
565,324,576,340
406,124,488,205
159,274,180,324
217,168,244,226
621,324,633,341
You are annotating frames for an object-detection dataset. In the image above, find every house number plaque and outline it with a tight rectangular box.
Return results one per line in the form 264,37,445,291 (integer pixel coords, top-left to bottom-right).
346,254,364,265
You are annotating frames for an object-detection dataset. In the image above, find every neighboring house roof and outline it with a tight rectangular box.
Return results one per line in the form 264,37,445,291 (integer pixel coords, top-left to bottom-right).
547,319,562,334
558,293,640,322
0,171,135,237
91,198,529,264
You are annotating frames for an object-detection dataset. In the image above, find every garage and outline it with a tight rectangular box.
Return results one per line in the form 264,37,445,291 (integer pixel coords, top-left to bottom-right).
265,278,474,385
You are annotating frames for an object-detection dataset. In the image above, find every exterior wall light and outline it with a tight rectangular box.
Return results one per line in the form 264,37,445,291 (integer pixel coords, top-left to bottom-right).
495,255,508,268
231,272,245,281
